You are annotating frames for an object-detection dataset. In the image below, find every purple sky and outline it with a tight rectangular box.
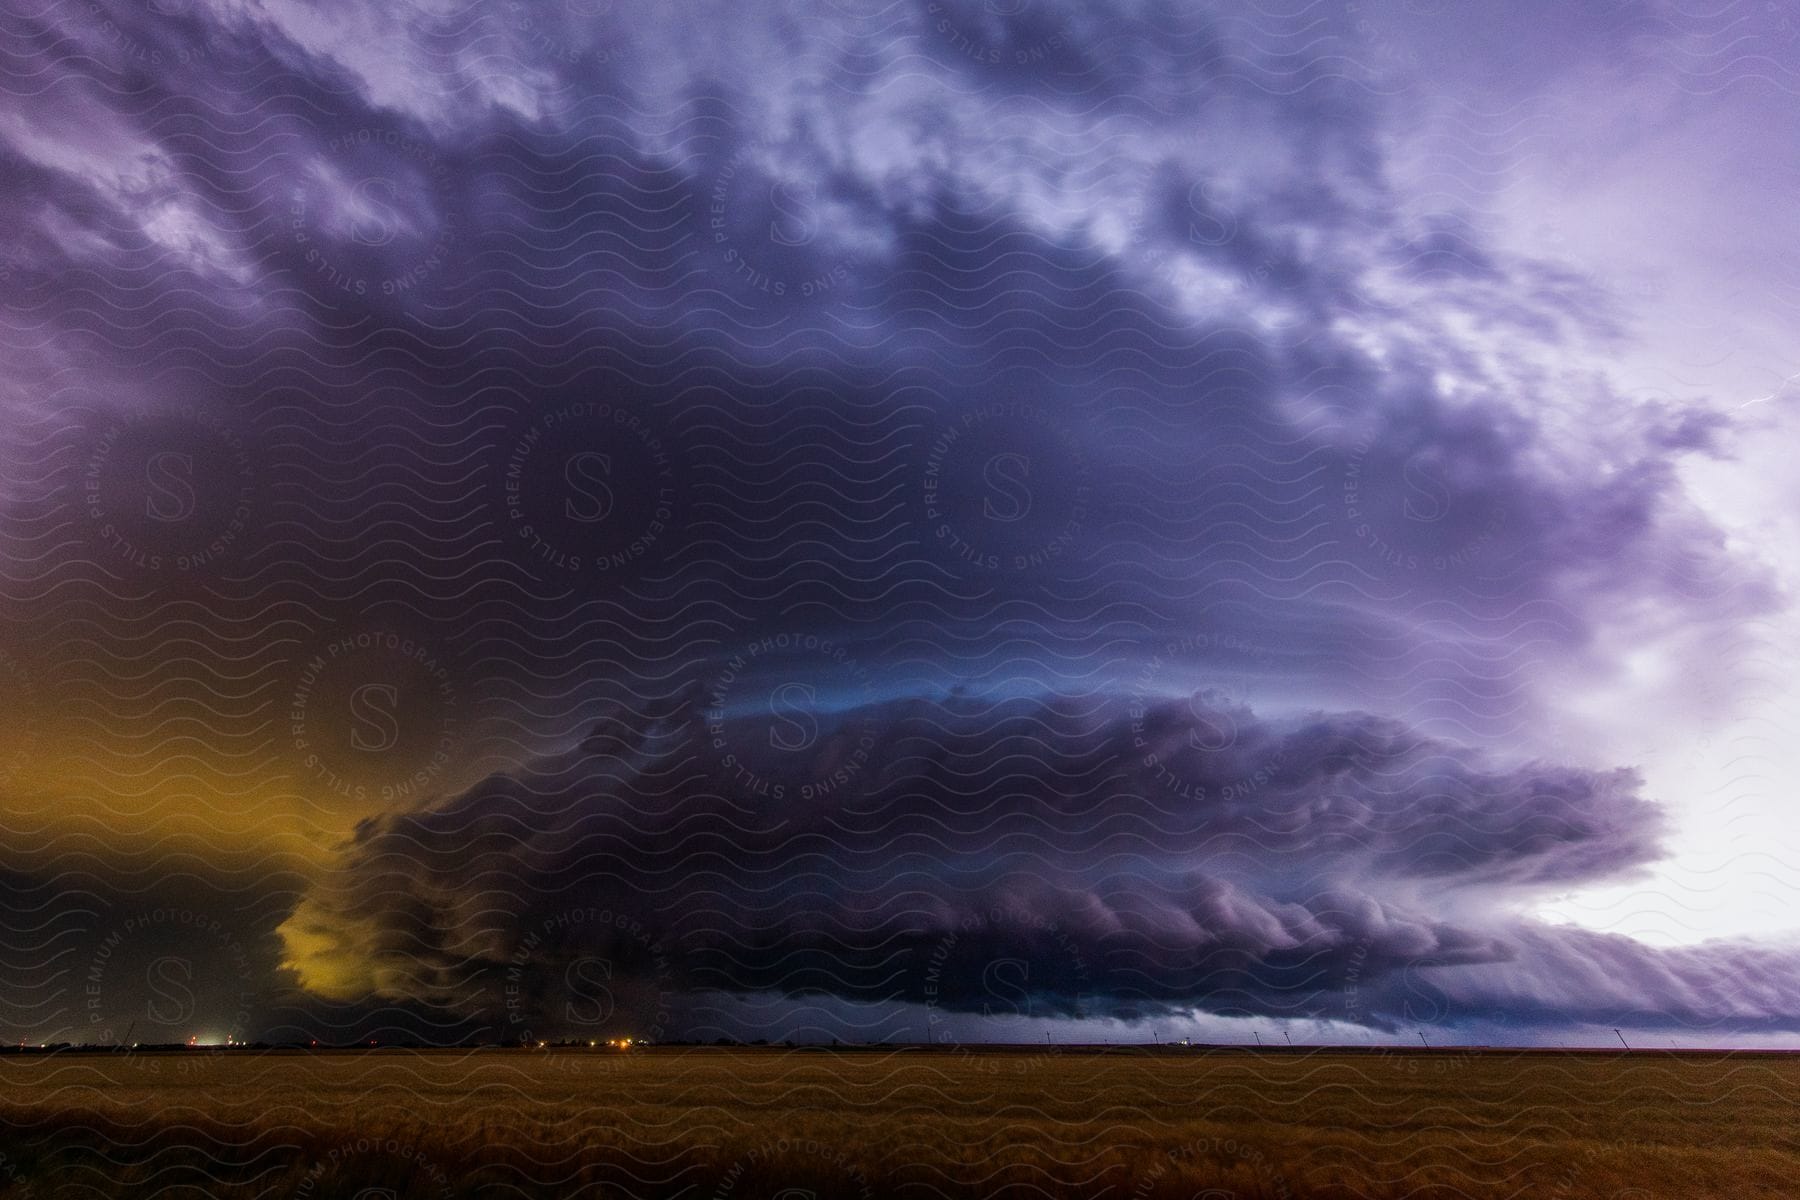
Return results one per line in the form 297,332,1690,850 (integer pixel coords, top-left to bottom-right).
1,0,1798,1048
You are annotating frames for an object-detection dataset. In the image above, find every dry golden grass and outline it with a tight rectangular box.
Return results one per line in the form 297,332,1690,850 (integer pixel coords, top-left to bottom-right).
0,1047,1794,1198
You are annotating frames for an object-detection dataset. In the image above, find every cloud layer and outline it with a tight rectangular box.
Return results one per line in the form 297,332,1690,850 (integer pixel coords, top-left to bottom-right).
280,691,1800,1041
0,0,1795,1046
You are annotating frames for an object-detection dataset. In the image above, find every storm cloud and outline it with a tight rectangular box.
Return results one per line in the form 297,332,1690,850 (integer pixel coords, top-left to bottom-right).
1,0,1796,1047
277,690,1797,1041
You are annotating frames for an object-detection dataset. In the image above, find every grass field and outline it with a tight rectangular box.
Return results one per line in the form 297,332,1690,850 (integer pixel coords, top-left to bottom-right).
0,1047,1794,1198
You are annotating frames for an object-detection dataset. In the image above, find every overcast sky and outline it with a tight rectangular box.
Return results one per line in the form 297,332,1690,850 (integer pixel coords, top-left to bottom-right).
2,0,1798,1048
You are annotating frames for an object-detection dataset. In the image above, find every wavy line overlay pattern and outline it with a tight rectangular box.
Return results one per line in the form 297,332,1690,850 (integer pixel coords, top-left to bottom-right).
1,0,1799,1195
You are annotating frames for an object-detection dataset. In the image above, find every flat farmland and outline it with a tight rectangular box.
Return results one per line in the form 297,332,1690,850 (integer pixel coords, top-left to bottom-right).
0,1048,1794,1198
